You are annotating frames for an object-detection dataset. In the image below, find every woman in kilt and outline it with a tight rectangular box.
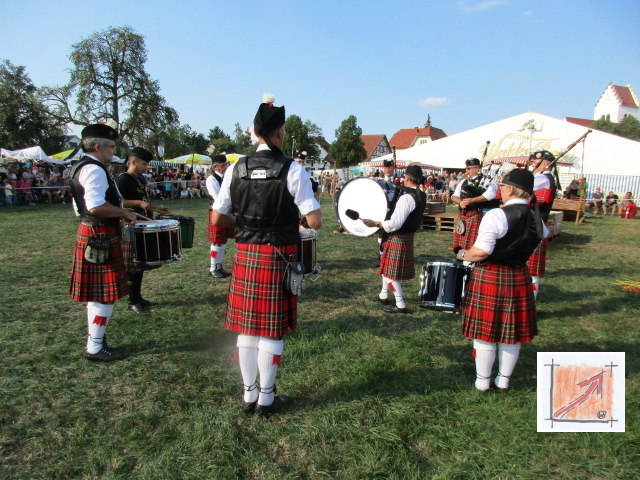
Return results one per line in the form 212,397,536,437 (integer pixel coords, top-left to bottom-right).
455,168,547,391
69,123,137,362
210,94,322,416
363,165,427,314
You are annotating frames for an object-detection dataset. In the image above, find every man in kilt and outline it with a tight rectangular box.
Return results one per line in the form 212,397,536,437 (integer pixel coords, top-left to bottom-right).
69,123,137,362
206,154,235,278
451,158,498,253
456,168,547,391
527,150,557,300
116,147,170,313
363,165,427,314
210,94,322,415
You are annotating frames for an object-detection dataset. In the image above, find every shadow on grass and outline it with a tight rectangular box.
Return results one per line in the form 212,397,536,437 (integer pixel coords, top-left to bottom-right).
550,232,593,247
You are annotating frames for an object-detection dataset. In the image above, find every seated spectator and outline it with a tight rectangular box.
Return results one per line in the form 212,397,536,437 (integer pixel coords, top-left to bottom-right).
589,187,604,214
603,191,619,216
16,178,35,205
180,187,189,199
619,192,637,219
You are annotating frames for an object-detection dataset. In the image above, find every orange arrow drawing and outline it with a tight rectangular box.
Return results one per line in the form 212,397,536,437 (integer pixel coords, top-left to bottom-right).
554,371,604,419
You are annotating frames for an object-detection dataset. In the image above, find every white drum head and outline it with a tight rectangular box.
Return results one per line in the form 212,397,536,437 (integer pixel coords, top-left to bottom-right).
336,178,389,237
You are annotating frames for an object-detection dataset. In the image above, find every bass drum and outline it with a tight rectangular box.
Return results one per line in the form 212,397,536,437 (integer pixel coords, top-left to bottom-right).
335,178,390,237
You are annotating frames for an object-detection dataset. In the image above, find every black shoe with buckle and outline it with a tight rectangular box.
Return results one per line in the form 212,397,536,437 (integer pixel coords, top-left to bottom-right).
383,305,409,314
85,346,125,362
371,295,391,305
255,395,292,416
128,303,150,314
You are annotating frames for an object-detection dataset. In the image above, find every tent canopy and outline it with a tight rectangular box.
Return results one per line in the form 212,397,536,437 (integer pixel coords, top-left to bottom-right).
1,146,62,164
169,153,212,165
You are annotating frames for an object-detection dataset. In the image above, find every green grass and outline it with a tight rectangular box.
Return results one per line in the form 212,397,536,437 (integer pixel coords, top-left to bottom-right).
1,197,638,479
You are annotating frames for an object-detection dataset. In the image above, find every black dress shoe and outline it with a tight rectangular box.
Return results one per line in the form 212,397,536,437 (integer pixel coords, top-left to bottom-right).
140,299,158,307
102,336,123,353
255,395,291,416
490,380,509,391
371,295,391,305
85,347,125,362
128,304,150,314
210,267,231,278
243,401,258,414
383,305,409,314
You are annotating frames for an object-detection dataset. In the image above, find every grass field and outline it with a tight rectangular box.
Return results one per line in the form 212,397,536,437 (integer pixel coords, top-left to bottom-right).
1,196,638,479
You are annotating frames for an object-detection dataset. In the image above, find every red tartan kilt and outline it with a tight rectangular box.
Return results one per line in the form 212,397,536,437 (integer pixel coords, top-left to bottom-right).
453,210,482,250
207,210,236,243
225,243,298,337
69,223,128,303
461,263,537,344
379,233,415,280
527,238,548,276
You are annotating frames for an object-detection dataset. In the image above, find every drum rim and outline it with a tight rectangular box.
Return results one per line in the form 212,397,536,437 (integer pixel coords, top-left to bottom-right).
134,219,180,230
335,177,389,237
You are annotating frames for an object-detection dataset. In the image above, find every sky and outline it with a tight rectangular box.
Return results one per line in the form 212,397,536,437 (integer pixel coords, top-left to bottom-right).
2,0,639,145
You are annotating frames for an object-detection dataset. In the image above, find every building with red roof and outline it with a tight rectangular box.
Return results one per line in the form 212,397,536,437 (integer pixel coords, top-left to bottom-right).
388,126,447,150
360,134,391,162
594,83,639,122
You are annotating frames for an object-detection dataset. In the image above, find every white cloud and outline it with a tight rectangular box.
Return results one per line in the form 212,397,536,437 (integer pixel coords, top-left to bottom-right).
418,97,451,108
456,0,511,13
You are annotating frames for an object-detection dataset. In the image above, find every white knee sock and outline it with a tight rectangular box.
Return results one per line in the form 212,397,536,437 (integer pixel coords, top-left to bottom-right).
216,244,226,268
86,302,114,353
379,276,390,300
495,343,521,389
237,334,260,403
473,339,497,391
388,279,405,309
531,275,539,300
257,338,284,406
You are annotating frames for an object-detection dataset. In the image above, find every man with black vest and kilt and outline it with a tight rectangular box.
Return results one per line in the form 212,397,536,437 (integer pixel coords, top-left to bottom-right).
451,157,498,253
206,154,235,278
116,147,170,313
363,165,427,314
455,168,547,391
210,94,322,415
527,150,557,300
69,122,137,361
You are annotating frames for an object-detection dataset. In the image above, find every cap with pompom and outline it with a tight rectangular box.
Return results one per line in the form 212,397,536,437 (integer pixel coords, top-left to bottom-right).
253,93,285,137
81,119,118,140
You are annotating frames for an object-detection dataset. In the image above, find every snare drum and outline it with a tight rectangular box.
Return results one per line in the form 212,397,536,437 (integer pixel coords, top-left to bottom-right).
133,219,182,265
335,178,390,237
419,262,469,312
299,228,320,275
156,215,195,248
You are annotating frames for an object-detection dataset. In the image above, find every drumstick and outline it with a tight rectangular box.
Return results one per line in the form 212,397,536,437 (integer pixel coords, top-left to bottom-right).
135,212,153,221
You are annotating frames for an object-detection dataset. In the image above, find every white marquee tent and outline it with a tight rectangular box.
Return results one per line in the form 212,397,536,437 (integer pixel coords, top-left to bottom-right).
1,146,62,164
371,112,640,195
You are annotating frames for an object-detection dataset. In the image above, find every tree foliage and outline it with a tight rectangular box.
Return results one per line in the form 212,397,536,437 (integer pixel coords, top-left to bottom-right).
282,115,321,159
40,26,177,150
329,115,367,168
592,115,640,141
0,60,65,152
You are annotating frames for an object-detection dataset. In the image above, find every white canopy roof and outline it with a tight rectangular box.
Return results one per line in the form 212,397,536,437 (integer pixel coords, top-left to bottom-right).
375,112,640,176
1,146,62,164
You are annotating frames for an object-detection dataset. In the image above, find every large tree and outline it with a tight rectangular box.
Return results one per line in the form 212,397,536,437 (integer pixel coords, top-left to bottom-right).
329,115,367,168
0,60,65,152
41,26,175,150
282,114,321,159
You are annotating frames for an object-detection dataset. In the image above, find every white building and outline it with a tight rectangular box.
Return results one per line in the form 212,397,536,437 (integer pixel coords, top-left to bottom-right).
594,84,639,122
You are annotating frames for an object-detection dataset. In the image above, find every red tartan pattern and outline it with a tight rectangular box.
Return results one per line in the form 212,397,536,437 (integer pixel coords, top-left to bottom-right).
461,263,537,344
379,233,415,280
453,210,482,250
224,243,298,337
535,188,553,204
207,209,236,243
527,237,548,276
69,224,128,303
121,223,142,273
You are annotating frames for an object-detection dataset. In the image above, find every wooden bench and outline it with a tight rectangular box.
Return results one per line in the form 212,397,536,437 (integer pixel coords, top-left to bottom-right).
550,198,587,225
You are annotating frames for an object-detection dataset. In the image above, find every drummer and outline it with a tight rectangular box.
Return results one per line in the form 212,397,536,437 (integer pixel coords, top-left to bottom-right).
455,168,547,391
206,154,235,278
527,150,557,300
116,147,170,314
451,158,498,256
375,159,399,266
363,165,427,314
69,122,136,362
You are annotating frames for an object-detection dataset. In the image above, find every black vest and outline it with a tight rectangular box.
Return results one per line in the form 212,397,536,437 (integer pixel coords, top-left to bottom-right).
488,203,544,268
230,150,300,245
70,157,122,227
394,186,427,234
460,175,501,210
